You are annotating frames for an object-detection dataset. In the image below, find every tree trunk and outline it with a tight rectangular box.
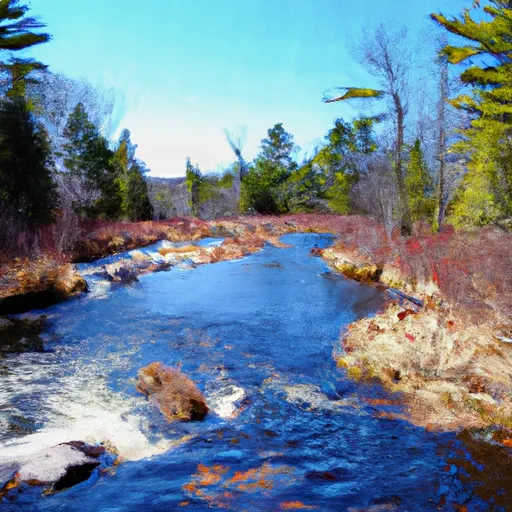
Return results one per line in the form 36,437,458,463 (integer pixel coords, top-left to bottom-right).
435,58,448,231
393,93,412,236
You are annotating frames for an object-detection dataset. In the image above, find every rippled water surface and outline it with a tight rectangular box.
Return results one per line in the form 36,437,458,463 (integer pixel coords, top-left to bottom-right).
0,234,508,511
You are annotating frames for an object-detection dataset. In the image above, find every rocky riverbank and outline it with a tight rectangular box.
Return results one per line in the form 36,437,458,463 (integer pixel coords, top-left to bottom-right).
0,258,86,315
321,239,512,445
1,214,511,441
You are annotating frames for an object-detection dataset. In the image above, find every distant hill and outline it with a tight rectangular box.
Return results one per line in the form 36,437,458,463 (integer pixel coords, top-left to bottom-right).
146,176,186,186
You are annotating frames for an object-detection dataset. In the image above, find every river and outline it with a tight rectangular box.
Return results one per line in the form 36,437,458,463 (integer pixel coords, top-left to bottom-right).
0,234,507,511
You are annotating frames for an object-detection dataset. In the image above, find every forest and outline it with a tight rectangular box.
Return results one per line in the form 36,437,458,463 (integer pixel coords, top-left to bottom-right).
1,0,511,259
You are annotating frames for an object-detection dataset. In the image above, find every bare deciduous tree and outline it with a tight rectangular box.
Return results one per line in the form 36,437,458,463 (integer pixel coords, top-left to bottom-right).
28,72,123,162
351,153,402,241
326,24,412,234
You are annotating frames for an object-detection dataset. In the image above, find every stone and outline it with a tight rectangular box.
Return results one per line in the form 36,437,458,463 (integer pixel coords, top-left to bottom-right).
0,441,112,498
136,362,209,422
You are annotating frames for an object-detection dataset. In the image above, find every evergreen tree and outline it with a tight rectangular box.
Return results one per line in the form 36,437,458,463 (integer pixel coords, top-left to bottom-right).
313,118,376,213
0,96,57,225
113,129,153,221
432,1,512,224
405,139,435,223
125,162,153,221
0,0,50,95
241,123,297,213
113,128,135,217
0,0,49,52
185,157,202,216
62,102,122,218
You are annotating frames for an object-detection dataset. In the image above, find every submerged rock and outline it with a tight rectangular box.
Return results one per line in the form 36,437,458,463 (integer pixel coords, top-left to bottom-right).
0,316,47,354
0,441,113,499
112,267,138,284
136,362,209,422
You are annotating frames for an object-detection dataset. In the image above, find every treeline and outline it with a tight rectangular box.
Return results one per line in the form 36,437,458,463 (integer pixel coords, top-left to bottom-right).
1,0,511,256
0,0,153,254
185,1,512,235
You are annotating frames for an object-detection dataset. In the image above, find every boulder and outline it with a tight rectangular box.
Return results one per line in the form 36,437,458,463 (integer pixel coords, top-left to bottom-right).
0,441,112,499
112,267,138,284
136,362,209,422
0,265,87,315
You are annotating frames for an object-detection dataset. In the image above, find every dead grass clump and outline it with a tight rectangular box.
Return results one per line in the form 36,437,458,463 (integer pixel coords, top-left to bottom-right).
339,304,512,430
136,362,209,422
157,245,199,256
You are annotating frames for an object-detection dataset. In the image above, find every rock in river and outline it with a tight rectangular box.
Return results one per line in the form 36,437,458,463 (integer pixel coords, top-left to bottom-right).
0,441,114,499
136,362,209,422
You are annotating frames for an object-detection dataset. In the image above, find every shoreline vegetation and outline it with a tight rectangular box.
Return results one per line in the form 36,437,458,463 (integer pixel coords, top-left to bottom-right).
1,213,511,446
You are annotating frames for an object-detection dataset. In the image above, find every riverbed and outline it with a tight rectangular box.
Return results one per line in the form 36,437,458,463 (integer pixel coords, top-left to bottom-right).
0,234,507,511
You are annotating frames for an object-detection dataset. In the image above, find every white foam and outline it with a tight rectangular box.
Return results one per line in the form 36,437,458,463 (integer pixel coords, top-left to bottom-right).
0,405,175,463
206,384,247,419
0,367,182,465
17,444,94,483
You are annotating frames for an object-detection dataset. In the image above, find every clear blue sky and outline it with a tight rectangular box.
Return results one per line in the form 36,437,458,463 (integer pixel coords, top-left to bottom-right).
28,0,469,177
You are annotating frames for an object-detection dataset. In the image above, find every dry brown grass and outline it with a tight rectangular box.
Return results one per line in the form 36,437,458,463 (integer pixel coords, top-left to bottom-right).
73,217,211,262
339,304,512,431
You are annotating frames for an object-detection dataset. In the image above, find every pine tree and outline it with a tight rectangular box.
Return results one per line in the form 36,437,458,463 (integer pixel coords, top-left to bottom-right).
0,0,50,95
113,128,136,217
185,157,202,216
0,96,57,225
241,123,297,213
432,1,512,224
62,102,122,219
405,139,435,223
113,129,153,221
310,118,376,214
0,0,49,52
125,162,153,221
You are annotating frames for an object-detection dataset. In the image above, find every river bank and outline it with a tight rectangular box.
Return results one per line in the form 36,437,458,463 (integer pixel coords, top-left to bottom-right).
1,214,511,441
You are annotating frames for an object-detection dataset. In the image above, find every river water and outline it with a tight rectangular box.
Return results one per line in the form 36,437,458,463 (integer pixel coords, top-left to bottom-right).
0,234,508,511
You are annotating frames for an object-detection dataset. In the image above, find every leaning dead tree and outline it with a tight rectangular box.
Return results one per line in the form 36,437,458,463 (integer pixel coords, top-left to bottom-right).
224,127,248,178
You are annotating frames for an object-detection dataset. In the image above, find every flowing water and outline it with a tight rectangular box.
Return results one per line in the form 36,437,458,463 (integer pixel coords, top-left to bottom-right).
0,234,509,511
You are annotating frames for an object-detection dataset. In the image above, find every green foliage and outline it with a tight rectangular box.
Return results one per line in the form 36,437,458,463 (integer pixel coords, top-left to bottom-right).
325,87,385,103
405,140,435,223
283,161,326,213
0,96,57,224
125,162,153,221
62,102,122,219
449,169,501,229
185,157,202,215
432,1,512,225
113,129,153,221
241,123,297,213
185,157,236,216
0,0,50,96
0,0,50,52
325,172,352,214
314,118,377,214
1,58,46,99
